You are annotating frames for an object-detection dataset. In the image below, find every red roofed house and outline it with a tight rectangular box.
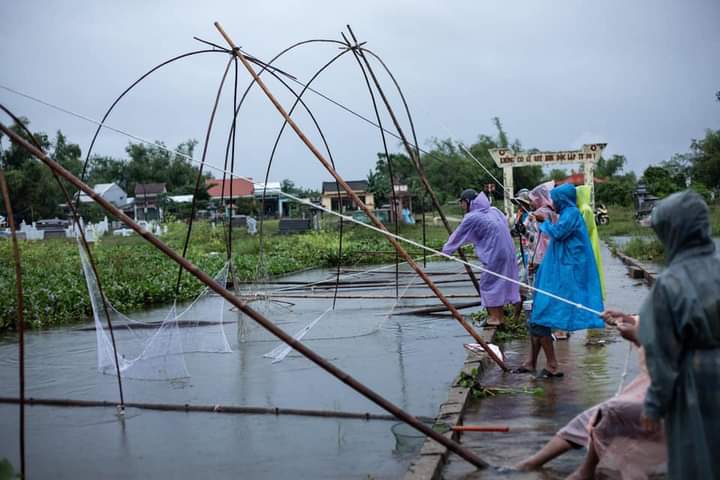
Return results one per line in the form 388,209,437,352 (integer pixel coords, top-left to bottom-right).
206,178,255,216
557,172,608,186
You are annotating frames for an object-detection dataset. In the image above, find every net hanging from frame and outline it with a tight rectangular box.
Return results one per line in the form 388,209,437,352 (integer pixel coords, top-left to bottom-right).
78,239,232,381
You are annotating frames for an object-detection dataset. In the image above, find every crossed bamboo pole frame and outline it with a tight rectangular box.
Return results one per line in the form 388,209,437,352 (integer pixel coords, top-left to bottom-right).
0,23,516,469
0,119,489,469
213,22,506,369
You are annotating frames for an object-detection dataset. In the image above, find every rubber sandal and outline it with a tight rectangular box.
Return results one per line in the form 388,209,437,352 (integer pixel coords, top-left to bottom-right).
537,368,564,379
511,366,535,374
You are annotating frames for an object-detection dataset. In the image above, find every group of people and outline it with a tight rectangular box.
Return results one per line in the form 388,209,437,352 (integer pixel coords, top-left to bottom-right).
442,182,605,378
441,186,719,478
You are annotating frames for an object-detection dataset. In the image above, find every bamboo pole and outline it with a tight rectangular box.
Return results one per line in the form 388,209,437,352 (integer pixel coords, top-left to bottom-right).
255,293,479,300
0,172,25,479
0,120,489,470
0,397,434,423
213,22,506,375
347,33,482,296
390,301,484,316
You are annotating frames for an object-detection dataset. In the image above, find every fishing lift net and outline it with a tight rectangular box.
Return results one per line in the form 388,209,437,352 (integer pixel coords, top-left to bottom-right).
239,261,452,363
79,241,232,381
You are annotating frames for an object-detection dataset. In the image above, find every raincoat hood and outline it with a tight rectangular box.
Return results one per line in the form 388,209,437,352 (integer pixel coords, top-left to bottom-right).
550,184,577,212
576,185,591,208
651,190,714,262
469,192,491,212
528,183,554,211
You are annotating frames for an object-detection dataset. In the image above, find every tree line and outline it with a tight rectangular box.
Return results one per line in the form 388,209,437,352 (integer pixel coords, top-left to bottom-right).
0,118,208,222
366,118,719,208
1,115,718,223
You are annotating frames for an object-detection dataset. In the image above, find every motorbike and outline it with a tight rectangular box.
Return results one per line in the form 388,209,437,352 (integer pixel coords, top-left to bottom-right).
595,203,609,225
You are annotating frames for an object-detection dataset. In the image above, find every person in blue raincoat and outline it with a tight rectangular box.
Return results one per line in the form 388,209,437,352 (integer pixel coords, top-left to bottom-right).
515,184,604,378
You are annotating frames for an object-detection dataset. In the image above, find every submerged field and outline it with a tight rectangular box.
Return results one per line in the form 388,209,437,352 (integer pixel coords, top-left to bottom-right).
599,205,719,263
0,218,452,330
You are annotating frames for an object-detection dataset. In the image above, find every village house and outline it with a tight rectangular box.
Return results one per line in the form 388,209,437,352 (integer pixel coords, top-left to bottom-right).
254,182,288,218
206,177,255,217
76,182,128,207
134,183,166,221
320,180,374,212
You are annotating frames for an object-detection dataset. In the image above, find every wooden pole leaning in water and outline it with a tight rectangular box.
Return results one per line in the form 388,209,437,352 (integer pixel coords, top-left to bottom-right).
0,171,26,479
0,397,435,423
0,121,489,470
213,22,507,375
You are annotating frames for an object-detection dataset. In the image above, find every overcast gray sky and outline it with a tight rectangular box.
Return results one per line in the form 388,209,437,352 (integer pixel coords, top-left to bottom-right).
1,0,719,189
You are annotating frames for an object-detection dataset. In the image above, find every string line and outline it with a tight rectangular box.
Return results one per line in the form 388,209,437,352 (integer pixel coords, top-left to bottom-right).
0,84,602,316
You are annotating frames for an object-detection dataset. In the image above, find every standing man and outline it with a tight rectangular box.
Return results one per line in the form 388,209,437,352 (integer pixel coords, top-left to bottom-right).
603,190,720,479
442,189,520,327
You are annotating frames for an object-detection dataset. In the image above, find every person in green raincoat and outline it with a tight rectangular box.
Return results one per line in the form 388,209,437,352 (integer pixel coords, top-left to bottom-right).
603,190,720,479
576,185,605,298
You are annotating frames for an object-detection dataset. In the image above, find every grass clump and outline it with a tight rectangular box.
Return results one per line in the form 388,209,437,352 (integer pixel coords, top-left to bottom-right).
622,237,665,263
470,305,527,342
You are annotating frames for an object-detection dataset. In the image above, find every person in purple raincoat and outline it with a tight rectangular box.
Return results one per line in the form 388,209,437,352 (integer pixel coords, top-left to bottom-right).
442,189,521,326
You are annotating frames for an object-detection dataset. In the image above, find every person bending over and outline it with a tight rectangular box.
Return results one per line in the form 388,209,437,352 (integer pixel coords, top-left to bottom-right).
442,189,520,327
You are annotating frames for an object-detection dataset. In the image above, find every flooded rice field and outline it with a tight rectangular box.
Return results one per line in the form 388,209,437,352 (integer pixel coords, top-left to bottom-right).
0,261,483,479
443,245,652,479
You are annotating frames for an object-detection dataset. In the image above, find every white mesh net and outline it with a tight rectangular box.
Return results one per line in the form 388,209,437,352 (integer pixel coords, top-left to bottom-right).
79,240,232,381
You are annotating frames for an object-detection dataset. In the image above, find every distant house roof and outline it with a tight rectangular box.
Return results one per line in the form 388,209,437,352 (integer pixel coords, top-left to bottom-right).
78,182,125,203
94,183,115,195
168,194,194,203
322,180,368,194
557,173,607,185
253,182,282,197
206,178,254,198
135,183,167,195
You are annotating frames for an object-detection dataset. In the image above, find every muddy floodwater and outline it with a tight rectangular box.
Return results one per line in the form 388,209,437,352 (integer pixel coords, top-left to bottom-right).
443,245,653,479
0,261,484,479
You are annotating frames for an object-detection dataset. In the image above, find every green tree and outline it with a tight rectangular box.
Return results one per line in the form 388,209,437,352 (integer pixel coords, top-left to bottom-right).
280,178,319,199
642,165,684,198
595,155,627,178
548,168,568,182
594,155,637,206
365,120,543,207
0,119,84,220
690,129,720,192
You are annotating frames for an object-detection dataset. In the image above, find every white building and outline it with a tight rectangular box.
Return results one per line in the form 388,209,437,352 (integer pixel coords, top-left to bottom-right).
78,183,128,207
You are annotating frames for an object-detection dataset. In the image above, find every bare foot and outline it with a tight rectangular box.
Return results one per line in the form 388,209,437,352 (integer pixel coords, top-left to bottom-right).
512,460,536,471
566,467,594,480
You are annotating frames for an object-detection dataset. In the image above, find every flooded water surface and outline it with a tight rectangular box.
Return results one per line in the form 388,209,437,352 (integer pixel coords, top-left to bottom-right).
0,261,482,479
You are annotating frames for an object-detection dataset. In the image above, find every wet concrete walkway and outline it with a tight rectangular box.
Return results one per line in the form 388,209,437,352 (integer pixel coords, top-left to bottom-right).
440,245,650,479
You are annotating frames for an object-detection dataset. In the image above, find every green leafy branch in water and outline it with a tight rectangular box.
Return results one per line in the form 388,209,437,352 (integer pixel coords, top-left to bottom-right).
470,306,528,342
473,385,544,399
457,370,543,399
457,368,485,399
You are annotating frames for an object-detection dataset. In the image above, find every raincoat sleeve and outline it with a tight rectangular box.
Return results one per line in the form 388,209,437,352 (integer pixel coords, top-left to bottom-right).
638,283,681,420
538,210,576,241
442,217,474,255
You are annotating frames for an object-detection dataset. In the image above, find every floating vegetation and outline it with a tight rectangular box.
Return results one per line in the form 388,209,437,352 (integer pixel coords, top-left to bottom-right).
457,369,543,399
471,306,528,342
0,221,452,330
